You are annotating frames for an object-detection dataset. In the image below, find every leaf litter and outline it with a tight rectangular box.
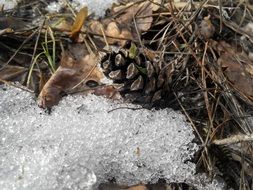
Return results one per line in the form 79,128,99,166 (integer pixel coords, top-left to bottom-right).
1,0,253,189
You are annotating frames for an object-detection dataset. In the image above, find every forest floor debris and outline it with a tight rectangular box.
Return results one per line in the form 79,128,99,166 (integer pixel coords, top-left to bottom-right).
1,0,253,189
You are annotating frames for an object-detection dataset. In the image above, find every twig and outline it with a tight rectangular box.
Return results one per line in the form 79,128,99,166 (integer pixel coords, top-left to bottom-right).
86,31,136,42
213,134,253,145
0,29,38,71
218,0,223,33
99,24,109,49
173,91,204,144
0,78,34,94
133,15,144,49
108,106,145,113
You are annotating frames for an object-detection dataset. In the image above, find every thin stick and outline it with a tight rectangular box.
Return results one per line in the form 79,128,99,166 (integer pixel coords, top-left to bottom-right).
218,0,223,33
133,14,144,49
0,29,38,71
173,91,204,144
213,134,253,145
99,24,109,49
0,78,34,93
108,106,145,113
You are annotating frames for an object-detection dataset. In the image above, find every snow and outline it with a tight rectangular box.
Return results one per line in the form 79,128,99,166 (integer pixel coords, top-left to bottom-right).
46,0,118,17
0,0,20,10
0,0,117,17
0,85,224,190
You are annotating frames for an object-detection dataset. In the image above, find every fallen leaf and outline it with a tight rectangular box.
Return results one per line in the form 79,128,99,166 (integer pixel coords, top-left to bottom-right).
105,21,122,44
38,45,115,108
0,16,29,31
0,65,27,80
93,85,122,100
106,21,121,37
39,71,50,92
69,7,88,41
49,17,72,32
98,183,148,190
88,20,103,36
88,19,133,46
142,48,157,61
117,0,162,11
112,1,153,33
245,64,253,75
151,0,162,11
126,185,148,190
0,28,13,35
39,50,102,108
199,15,215,39
214,41,253,103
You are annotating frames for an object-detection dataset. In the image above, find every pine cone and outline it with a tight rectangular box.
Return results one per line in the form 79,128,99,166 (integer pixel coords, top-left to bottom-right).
100,45,174,104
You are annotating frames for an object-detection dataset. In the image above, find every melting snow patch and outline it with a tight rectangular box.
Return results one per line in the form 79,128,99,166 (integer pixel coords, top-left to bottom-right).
0,85,224,190
46,0,118,17
0,0,21,10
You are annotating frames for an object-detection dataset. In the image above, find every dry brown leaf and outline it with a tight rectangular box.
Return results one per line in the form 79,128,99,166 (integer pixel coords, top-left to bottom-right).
98,183,147,190
68,43,89,60
135,2,153,32
39,71,50,93
0,28,13,35
49,18,72,32
214,41,253,103
152,0,162,11
106,21,121,37
105,21,121,44
88,20,103,36
93,85,122,100
199,15,215,39
69,7,88,40
142,48,157,61
88,19,133,46
0,65,41,92
112,1,153,32
38,50,105,108
112,2,134,13
0,16,29,31
0,65,27,81
126,185,148,190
